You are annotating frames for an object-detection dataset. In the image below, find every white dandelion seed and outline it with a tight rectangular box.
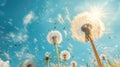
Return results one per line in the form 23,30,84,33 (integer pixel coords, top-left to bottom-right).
47,30,62,45
3,52,10,60
22,59,36,67
60,50,71,61
57,14,64,24
71,12,104,42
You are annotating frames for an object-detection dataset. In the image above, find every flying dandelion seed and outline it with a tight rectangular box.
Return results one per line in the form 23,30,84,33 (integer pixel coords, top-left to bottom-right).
57,14,64,24
3,52,10,60
71,12,104,42
71,12,104,67
70,61,77,67
22,59,36,67
47,30,62,67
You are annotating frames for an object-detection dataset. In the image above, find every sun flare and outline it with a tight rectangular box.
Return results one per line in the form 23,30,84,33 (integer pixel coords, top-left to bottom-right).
89,6,106,20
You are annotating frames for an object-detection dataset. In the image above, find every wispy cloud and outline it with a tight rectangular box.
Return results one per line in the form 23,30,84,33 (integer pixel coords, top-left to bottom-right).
9,32,28,43
23,11,34,26
15,47,35,60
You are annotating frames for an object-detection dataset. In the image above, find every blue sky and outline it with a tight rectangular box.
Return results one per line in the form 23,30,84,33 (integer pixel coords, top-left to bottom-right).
0,0,120,67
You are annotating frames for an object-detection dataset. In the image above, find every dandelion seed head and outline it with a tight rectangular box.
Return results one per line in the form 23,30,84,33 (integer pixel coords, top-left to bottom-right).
22,60,36,67
60,50,71,61
70,61,77,67
47,30,62,45
100,54,107,61
71,12,104,42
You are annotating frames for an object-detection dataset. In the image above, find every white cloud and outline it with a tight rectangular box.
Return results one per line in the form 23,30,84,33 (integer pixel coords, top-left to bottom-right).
8,29,28,43
9,32,15,38
15,47,35,60
9,32,28,43
26,53,35,59
50,63,58,67
23,11,34,25
17,33,28,42
0,58,10,67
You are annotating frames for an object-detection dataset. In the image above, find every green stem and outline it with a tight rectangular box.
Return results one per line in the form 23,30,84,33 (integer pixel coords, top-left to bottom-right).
55,45,60,67
64,60,67,67
47,61,50,67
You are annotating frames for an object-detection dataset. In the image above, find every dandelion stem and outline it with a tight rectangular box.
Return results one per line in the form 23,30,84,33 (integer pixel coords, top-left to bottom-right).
55,44,61,67
47,61,50,67
89,35,103,67
81,23,103,67
72,62,76,67
64,60,67,67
